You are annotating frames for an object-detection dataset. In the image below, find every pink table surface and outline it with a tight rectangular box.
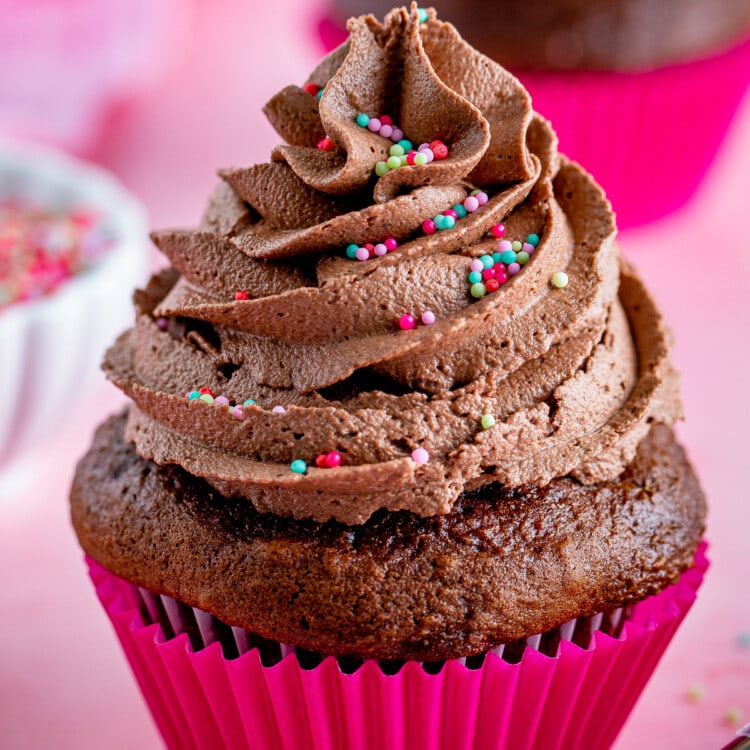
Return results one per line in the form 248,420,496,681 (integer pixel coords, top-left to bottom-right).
1,0,749,748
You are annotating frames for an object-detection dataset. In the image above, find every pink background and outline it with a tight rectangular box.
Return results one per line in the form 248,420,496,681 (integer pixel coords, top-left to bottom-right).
1,0,749,747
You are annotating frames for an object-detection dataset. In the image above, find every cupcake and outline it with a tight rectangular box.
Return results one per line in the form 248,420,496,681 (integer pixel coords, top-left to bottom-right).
321,1,750,229
0,139,148,470
70,6,707,749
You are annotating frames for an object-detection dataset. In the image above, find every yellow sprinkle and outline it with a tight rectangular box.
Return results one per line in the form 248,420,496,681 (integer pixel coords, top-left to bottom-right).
551,272,569,289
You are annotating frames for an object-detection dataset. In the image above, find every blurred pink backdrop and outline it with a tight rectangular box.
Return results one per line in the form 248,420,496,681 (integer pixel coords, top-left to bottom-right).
1,0,748,748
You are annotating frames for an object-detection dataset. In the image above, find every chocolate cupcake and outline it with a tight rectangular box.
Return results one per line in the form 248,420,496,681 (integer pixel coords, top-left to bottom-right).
71,6,707,749
321,1,750,228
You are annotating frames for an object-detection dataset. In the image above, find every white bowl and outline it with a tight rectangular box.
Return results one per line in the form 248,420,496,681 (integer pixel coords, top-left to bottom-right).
0,139,148,469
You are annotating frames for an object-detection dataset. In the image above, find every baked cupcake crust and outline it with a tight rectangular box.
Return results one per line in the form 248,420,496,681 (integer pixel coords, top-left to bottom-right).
71,412,705,661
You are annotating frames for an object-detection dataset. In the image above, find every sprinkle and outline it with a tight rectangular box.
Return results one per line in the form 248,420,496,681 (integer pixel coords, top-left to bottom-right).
315,453,328,468
373,243,388,257
413,152,428,166
234,290,249,300
481,414,496,430
463,196,479,213
421,148,435,163
375,161,389,177
507,262,521,275
243,399,256,406
421,310,436,325
398,139,413,152
526,233,540,246
498,240,512,253
475,191,489,206
346,243,359,259
512,240,522,252
551,272,569,289
380,124,393,139
367,118,382,132
199,388,214,396
391,127,404,142
272,405,287,414
480,254,494,269
469,259,484,273
441,215,456,229
215,396,230,406
737,631,750,649
303,82,320,96
317,136,335,152
380,115,393,126
430,140,448,160
468,271,483,284
522,242,535,254
482,268,496,280
386,155,402,170
485,278,500,293
355,247,370,261
384,237,398,251
355,113,370,127
290,459,307,474
500,250,517,265
187,390,201,400
231,406,245,420
199,394,214,404
495,271,508,285
317,88,324,100
389,144,405,157
491,224,506,238
422,219,437,234
399,314,416,330
156,317,168,331
417,7,428,23
325,451,342,468
470,282,486,298
411,448,430,464
725,707,744,726
517,251,530,265
453,203,468,219
443,209,458,220
686,683,705,702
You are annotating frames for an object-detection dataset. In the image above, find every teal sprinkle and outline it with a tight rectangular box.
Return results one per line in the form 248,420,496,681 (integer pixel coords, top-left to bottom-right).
492,252,502,264
356,113,370,127
453,203,467,219
434,214,446,230
480,254,494,269
398,139,413,152
417,7,428,23
527,233,540,246
187,391,201,400
468,271,482,284
501,250,517,265
442,215,456,229
290,459,307,474
316,88,324,100
346,244,359,259
243,399,256,406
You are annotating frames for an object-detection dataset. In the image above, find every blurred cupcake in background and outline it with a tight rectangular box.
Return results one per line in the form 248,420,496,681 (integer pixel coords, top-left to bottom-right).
320,0,750,228
0,139,148,470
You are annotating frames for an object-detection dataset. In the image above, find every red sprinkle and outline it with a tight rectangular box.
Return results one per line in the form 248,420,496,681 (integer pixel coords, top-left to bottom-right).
430,140,449,160
303,82,320,96
491,224,506,238
325,451,342,468
496,272,509,285
485,278,500,293
317,136,335,152
380,115,393,126
406,151,416,166
399,314,416,330
234,290,249,300
422,219,437,234
199,387,214,396
315,453,329,468
482,268,496,280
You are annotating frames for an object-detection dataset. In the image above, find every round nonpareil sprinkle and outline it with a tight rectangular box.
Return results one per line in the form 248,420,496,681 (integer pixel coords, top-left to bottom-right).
399,314,416,330
272,405,287,414
551,272,569,288
231,406,245,420
481,414,495,429
411,447,429,464
243,398,256,406
417,6,428,22
303,82,320,96
290,459,307,474
215,396,230,406
155,317,168,331
421,310,436,325
317,137,335,152
199,394,214,404
234,290,249,300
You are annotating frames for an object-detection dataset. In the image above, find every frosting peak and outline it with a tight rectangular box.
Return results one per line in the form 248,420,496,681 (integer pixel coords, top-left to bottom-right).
105,5,680,524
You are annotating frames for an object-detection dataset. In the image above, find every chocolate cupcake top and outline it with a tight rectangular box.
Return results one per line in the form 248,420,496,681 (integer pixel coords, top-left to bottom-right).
105,5,680,524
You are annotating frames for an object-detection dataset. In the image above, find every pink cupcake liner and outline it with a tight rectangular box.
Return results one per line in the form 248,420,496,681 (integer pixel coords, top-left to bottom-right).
87,542,707,750
317,16,750,229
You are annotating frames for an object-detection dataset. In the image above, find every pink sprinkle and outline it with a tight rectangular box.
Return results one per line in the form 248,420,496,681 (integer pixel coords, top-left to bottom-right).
156,317,168,331
367,118,381,132
411,447,429,464
496,271,509,285
443,209,458,219
272,405,287,413
384,237,398,251
185,392,191,398
390,127,404,142
355,247,370,261
421,310,436,325
406,151,416,166
470,259,484,273
523,242,535,253
494,262,507,272
475,192,489,206
418,143,430,152
215,396,230,406
507,262,521,275
463,196,479,213
482,267,496,280
491,224,506,238
399,314,416,330
231,406,245,420
422,219,437,234
374,243,388,256
422,148,435,163
498,240,513,252
379,124,393,138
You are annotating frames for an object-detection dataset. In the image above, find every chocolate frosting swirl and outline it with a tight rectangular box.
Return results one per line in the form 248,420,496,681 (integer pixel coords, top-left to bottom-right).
105,6,681,524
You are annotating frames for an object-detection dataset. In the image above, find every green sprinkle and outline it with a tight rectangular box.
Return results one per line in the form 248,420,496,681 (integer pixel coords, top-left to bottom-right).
399,155,408,167
398,139,413,152
500,250,517,265
417,7,428,23
470,282,486,298
386,155,402,170
468,271,482,284
243,399,256,406
470,189,481,196
551,272,569,288
480,254,494,269
375,161,389,177
389,143,405,157
199,394,214,404
511,240,522,252
453,203,467,218
413,152,428,166
527,233,540,246
442,215,456,229
290,459,307,474
356,113,370,127
517,251,530,265
481,414,496,430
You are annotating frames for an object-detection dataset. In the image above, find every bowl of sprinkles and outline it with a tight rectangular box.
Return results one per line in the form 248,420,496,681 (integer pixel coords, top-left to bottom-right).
0,139,148,469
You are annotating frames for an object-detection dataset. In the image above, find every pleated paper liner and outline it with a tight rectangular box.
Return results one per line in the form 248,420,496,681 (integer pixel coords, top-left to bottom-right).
89,543,707,750
317,14,750,230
